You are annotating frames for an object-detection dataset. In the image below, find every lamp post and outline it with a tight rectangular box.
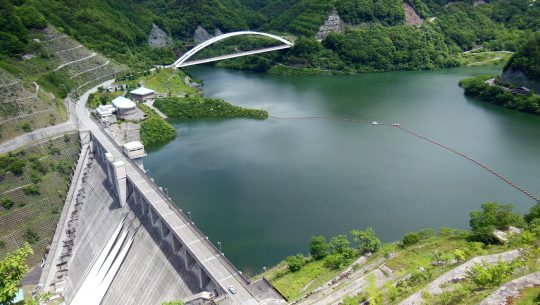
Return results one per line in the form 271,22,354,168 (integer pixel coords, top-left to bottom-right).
188,211,192,222
217,241,222,254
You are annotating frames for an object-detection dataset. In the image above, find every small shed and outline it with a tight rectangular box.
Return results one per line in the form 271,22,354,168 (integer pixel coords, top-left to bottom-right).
95,104,115,119
123,141,146,159
123,141,147,170
511,87,531,96
130,87,155,103
112,96,137,117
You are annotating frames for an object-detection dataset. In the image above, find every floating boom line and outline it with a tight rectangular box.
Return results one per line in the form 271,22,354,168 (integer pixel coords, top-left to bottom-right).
269,115,539,202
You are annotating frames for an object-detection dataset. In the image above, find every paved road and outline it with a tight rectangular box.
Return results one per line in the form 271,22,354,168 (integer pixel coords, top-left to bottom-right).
0,94,77,154
399,249,521,305
0,121,75,154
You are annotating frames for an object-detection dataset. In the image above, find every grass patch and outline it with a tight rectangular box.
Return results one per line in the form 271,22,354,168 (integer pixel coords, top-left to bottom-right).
261,258,343,301
154,96,268,120
512,285,540,305
457,51,513,67
121,68,199,97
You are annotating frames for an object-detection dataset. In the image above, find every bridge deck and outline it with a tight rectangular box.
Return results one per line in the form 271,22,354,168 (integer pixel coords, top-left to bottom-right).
177,45,291,68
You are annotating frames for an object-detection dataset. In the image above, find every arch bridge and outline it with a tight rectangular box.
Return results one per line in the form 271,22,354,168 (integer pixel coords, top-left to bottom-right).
173,31,294,68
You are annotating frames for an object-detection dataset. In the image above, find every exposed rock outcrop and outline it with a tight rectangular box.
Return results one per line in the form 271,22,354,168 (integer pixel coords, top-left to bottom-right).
502,67,540,93
316,9,344,40
214,28,223,37
194,26,214,44
404,3,423,26
473,0,487,7
148,23,172,48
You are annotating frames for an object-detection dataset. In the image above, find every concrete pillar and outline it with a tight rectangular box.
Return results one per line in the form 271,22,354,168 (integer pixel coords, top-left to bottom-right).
112,161,127,206
105,153,114,186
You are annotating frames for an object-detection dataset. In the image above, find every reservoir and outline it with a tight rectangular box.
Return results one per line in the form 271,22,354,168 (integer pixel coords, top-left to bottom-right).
144,66,540,274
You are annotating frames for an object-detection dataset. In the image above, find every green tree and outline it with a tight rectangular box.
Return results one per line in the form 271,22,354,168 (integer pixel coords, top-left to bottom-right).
285,253,306,272
350,228,381,255
402,232,420,247
0,244,33,304
309,235,329,260
329,235,350,254
525,201,540,223
469,202,524,232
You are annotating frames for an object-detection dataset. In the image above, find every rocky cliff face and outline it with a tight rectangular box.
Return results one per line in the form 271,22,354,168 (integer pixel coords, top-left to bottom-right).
148,23,172,48
316,9,345,40
194,26,214,44
404,3,423,26
502,67,540,93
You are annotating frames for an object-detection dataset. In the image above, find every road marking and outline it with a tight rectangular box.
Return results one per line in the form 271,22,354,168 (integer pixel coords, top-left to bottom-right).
203,257,217,263
188,239,201,245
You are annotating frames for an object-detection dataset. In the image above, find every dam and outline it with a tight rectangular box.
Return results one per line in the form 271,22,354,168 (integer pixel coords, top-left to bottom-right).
39,124,285,305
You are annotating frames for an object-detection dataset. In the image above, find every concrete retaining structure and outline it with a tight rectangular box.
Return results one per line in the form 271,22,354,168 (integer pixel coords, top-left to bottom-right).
40,129,285,305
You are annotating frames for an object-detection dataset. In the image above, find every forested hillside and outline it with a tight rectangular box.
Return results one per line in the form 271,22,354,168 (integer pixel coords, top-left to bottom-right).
1,0,539,76
222,0,539,74
504,34,540,83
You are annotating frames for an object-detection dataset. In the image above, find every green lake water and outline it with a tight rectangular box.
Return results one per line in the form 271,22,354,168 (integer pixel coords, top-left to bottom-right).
144,66,540,274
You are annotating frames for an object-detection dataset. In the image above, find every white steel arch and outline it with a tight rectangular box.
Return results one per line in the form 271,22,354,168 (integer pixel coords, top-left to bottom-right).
173,31,293,68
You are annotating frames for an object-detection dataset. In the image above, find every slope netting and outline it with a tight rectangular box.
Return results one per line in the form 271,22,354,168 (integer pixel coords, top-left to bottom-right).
35,27,128,94
0,133,80,266
0,69,67,143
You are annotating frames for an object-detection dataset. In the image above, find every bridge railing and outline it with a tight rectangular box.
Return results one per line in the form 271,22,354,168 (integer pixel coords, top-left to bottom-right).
92,127,252,287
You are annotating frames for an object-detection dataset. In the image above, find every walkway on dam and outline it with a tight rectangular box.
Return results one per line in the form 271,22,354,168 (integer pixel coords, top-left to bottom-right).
75,81,265,305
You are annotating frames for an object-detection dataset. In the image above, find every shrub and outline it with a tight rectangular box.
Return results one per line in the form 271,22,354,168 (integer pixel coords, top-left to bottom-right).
23,184,40,195
439,227,456,237
285,253,307,272
21,122,32,132
402,232,420,247
309,236,329,260
24,228,39,244
418,228,436,240
454,249,467,261
9,159,26,175
324,253,351,270
466,259,521,288
1,198,15,209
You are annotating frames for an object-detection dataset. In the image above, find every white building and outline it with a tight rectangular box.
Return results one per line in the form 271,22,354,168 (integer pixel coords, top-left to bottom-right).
123,141,146,170
130,87,155,103
95,104,115,119
112,96,137,117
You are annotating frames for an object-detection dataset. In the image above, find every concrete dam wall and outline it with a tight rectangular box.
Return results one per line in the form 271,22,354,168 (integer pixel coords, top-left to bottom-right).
40,131,285,305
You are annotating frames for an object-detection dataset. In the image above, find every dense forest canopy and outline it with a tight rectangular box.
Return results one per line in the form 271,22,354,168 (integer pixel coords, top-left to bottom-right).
0,0,538,74
504,34,540,82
